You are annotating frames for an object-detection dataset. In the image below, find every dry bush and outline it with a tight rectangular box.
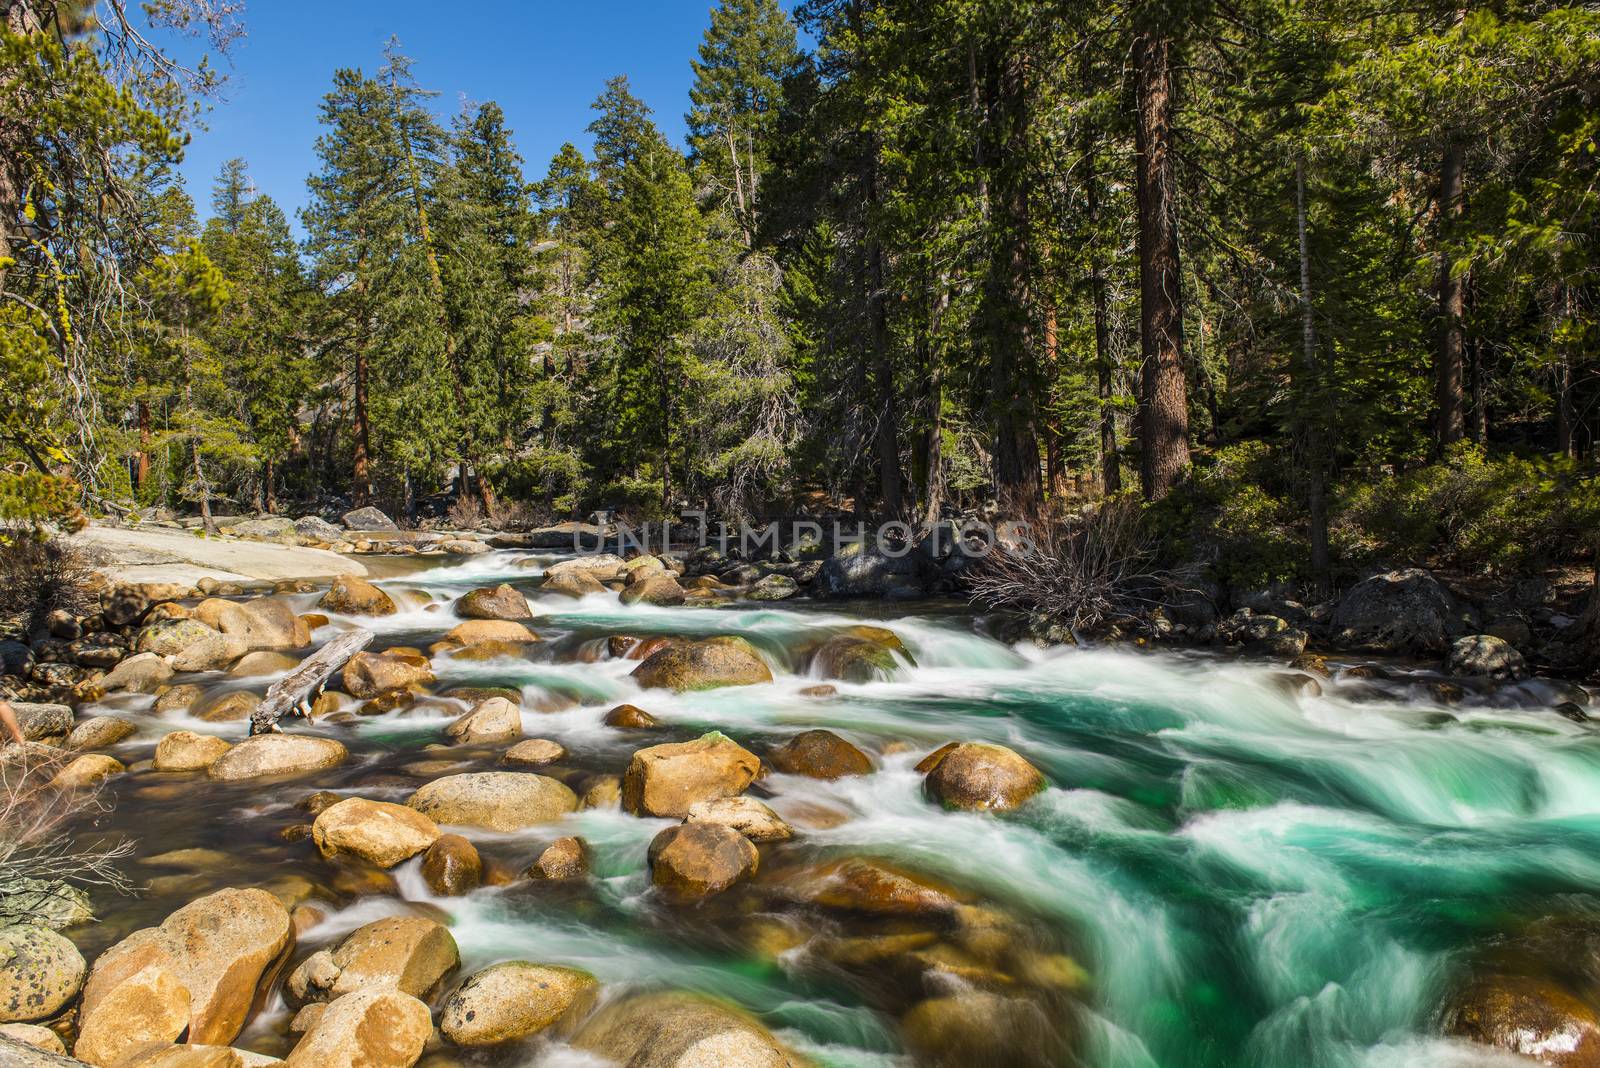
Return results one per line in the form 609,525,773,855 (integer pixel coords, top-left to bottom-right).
0,533,93,635
485,497,539,531
0,747,135,917
966,497,1172,637
446,494,484,530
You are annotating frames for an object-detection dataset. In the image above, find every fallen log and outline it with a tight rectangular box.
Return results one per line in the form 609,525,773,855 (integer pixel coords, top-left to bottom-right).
250,627,374,735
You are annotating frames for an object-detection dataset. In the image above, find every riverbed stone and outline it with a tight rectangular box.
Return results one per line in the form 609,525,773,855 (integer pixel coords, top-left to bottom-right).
169,630,250,673
120,1044,286,1067
545,554,625,580
0,924,85,1022
0,879,93,931
631,636,772,691
196,691,260,723
648,823,759,903
581,775,622,810
67,715,137,750
0,1022,66,1053
228,650,301,677
1445,972,1600,1066
603,703,659,729
342,651,434,700
503,737,566,766
803,859,962,917
98,652,174,694
49,753,124,789
406,771,577,832
445,697,522,745
312,798,440,868
193,597,310,652
154,731,233,772
527,837,588,881
440,961,598,1047
76,888,292,1063
155,684,206,713
619,575,686,607
767,729,872,780
456,583,532,620
10,703,70,742
442,619,538,646
901,991,1063,1068
318,577,397,616
420,835,482,896
295,515,344,542
921,741,1045,812
685,796,793,842
622,734,761,818
206,734,347,781
571,990,805,1068
541,569,606,597
283,987,430,1068
137,618,223,658
1447,634,1528,680
287,915,457,1005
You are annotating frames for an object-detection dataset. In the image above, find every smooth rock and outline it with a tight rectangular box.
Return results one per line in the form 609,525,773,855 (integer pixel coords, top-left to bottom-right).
622,734,761,818
541,570,605,597
685,796,793,842
527,837,588,881
420,835,482,896
312,798,440,868
286,915,457,1004
318,577,397,616
445,697,521,745
228,650,301,677
1447,634,1528,680
456,584,532,620
631,637,772,692
648,823,759,903
98,652,174,694
48,753,124,789
1329,567,1473,655
0,1022,66,1054
406,772,577,832
282,987,430,1068
767,730,872,781
195,691,260,723
206,734,347,781
440,961,598,1047
342,651,434,700
921,742,1045,812
571,990,806,1068
602,703,658,729
619,575,686,607
339,506,398,532
503,738,566,766
66,716,136,750
0,924,85,1022
154,731,233,772
442,619,537,646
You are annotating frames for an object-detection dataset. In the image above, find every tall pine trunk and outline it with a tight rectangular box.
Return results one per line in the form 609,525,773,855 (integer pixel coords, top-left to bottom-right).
1435,139,1467,451
1084,122,1120,495
1296,158,1330,596
864,141,904,518
1133,30,1190,501
352,343,373,504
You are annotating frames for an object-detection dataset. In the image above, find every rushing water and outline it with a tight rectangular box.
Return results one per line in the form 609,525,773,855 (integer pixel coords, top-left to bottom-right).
71,550,1600,1067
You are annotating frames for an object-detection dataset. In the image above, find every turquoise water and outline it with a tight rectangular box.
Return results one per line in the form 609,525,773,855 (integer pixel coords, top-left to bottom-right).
85,551,1596,1066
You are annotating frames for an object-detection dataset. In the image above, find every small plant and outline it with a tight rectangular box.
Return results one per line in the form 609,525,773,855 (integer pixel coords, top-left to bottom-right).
966,496,1172,637
0,533,93,636
446,494,484,530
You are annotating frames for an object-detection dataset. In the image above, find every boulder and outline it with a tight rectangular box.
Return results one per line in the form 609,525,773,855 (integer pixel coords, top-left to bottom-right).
312,798,440,868
572,990,806,1068
631,637,773,692
1329,567,1473,655
811,628,910,682
341,651,434,700
0,924,85,1022
286,915,457,1004
406,772,577,832
76,888,292,1064
420,835,482,896
648,823,759,903
441,539,491,555
154,731,233,773
0,1022,66,1054
622,734,761,818
527,837,588,881
206,734,348,781
10,703,70,742
619,576,686,607
1447,634,1528,680
544,554,625,580
921,742,1045,812
169,632,249,673
541,569,606,597
121,1044,286,1066
901,992,1065,1068
49,754,124,789
745,574,798,602
685,796,794,842
282,987,430,1068
228,651,301,677
67,716,137,750
802,859,961,917
196,691,260,723
295,516,344,543
317,577,397,617
339,506,398,532
192,597,310,651
0,879,91,931
155,685,206,713
603,703,659,729
440,961,598,1047
503,738,566,766
1445,972,1600,1066
456,584,532,620
442,619,537,646
445,697,522,745
816,544,929,598
231,517,296,540
98,652,174,694
138,618,225,658
767,730,872,780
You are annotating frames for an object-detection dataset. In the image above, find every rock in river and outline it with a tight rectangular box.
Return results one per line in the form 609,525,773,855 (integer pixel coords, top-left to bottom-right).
206,734,347,781
286,915,457,1004
572,990,807,1068
154,731,233,773
1446,634,1528,680
1444,972,1600,1066
420,835,482,896
312,797,440,868
920,741,1045,812
630,636,772,691
440,961,598,1047
456,583,532,620
648,822,759,903
317,576,397,616
0,924,85,1022
767,729,872,780
445,696,522,745
622,733,761,818
406,771,577,832
283,987,430,1068
685,796,794,842
341,650,434,700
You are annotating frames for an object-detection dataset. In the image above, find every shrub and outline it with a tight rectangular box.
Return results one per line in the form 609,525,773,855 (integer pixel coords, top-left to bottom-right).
1149,442,1308,589
0,533,93,635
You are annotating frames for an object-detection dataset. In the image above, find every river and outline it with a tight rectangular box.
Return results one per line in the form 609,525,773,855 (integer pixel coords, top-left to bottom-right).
72,549,1596,1067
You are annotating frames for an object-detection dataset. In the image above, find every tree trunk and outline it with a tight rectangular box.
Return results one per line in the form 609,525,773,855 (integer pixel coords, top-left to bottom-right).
1085,129,1120,495
134,400,151,493
1133,29,1190,501
1296,157,1331,597
1435,138,1467,451
351,343,373,504
262,456,276,514
191,442,215,535
865,143,904,518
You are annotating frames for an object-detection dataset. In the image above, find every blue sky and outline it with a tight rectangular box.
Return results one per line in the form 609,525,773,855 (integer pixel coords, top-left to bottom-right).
169,1,798,234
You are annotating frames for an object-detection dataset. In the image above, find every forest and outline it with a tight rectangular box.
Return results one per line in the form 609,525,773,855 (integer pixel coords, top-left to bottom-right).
3,0,1599,592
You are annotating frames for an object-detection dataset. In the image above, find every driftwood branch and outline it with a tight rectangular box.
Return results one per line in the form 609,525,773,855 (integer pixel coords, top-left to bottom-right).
249,628,373,736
